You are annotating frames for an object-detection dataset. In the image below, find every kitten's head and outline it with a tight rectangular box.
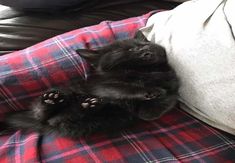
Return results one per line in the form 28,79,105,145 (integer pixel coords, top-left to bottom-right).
76,39,179,121
76,39,168,73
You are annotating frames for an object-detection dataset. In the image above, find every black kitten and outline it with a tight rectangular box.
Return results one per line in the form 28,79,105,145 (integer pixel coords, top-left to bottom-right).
0,38,179,139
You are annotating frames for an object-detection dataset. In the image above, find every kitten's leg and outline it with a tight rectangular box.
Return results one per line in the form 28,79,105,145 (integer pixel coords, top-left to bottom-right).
0,110,45,135
136,95,178,121
68,84,108,110
0,90,68,135
33,89,70,121
87,82,167,102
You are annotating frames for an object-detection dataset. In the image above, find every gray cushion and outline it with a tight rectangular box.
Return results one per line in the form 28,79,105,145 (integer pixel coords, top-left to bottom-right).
140,0,235,135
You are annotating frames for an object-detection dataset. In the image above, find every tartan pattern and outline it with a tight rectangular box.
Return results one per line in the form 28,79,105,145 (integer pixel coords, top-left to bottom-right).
0,108,234,162
0,11,234,162
0,12,152,116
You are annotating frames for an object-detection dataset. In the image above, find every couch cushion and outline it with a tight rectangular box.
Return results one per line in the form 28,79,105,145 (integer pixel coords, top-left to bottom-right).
0,0,90,11
140,0,235,135
0,0,178,55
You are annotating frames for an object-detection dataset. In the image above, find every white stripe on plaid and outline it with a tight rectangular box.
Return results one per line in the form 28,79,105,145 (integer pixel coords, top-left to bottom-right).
0,133,38,150
148,143,232,163
0,85,21,111
152,122,197,157
179,109,235,149
122,131,152,162
25,47,51,89
79,138,102,163
55,36,88,80
19,18,149,55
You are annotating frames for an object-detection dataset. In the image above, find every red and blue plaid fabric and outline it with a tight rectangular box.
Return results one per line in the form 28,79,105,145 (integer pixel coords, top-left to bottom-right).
0,12,153,117
0,108,234,162
0,11,234,162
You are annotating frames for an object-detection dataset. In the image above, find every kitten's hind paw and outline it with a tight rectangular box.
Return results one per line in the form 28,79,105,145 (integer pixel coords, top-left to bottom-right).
81,98,102,109
42,90,65,105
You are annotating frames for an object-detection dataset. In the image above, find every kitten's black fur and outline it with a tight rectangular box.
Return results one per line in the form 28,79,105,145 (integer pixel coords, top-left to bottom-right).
0,36,179,139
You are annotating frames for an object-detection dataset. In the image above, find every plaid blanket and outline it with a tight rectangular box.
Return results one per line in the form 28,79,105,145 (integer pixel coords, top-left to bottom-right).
0,108,234,162
0,11,234,162
0,12,153,116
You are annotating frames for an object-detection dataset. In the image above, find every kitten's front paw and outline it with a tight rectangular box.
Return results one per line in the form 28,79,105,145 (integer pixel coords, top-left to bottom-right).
42,90,65,105
143,90,165,101
81,98,102,109
144,92,159,100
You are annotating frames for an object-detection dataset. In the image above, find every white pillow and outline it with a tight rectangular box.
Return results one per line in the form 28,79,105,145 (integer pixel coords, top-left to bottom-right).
140,0,235,135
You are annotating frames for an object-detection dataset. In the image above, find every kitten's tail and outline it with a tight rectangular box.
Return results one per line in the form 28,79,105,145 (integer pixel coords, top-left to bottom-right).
0,111,43,136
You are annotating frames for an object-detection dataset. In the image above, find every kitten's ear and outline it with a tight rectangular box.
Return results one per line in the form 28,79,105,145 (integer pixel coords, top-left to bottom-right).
76,49,102,67
134,30,149,42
